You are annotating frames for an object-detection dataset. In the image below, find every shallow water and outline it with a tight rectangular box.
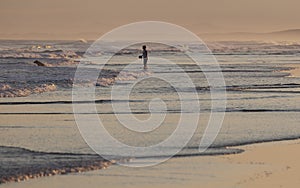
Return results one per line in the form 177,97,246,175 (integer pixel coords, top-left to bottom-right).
0,40,300,182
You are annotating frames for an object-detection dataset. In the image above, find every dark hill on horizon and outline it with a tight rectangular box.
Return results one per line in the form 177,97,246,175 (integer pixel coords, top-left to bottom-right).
202,29,300,41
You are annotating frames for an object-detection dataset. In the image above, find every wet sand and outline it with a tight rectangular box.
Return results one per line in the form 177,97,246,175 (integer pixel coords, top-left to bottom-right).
284,64,300,77
1,139,300,188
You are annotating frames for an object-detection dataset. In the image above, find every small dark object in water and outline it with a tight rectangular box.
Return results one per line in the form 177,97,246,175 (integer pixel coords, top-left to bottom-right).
33,60,46,66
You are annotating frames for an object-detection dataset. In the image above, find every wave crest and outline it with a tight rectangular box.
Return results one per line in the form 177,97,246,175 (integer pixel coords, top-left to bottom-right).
0,83,56,97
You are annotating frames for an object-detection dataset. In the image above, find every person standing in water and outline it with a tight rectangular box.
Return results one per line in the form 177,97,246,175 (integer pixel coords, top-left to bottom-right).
139,45,148,70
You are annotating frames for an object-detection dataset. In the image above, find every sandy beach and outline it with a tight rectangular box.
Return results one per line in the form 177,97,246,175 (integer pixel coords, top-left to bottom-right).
1,139,299,188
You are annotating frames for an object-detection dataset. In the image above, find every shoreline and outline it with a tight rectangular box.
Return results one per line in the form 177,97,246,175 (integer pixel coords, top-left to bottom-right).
1,138,300,187
282,63,300,77
0,146,119,185
0,161,113,185
1,135,300,185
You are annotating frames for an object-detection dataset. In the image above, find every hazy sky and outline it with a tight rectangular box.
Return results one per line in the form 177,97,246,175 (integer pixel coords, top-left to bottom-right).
1,0,300,39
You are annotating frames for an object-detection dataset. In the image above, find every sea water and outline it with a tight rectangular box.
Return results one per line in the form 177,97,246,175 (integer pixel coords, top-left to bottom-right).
0,40,300,182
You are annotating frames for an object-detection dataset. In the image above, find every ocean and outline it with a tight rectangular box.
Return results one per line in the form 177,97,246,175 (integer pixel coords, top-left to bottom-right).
0,40,300,183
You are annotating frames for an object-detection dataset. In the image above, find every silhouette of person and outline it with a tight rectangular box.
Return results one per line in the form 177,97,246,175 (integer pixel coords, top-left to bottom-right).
140,45,148,69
